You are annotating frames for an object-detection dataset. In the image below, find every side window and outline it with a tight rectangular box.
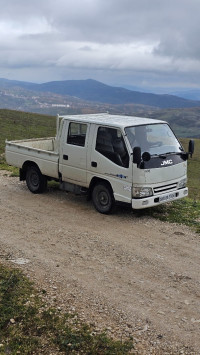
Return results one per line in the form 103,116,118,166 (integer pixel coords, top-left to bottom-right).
96,127,129,168
67,122,87,147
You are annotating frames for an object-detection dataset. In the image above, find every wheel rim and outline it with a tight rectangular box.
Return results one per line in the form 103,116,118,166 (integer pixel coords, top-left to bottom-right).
98,190,109,207
30,171,39,187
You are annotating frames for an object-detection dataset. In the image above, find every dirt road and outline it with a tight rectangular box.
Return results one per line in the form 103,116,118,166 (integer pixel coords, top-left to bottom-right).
0,170,199,354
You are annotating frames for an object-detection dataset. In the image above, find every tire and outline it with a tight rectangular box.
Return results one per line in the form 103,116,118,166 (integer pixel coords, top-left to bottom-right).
92,182,114,214
26,165,47,194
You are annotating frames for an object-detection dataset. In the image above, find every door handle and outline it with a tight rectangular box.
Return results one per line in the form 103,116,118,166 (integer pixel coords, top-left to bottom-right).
91,161,97,167
63,154,68,160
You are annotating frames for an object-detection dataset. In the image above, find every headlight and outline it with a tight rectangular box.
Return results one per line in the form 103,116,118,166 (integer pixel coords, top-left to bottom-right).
133,187,153,198
178,178,187,189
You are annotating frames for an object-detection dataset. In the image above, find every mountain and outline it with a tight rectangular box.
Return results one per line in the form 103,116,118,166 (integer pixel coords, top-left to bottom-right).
1,78,200,109
170,89,200,101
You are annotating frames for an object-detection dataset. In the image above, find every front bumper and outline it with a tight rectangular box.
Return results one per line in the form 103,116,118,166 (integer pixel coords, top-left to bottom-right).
132,187,188,209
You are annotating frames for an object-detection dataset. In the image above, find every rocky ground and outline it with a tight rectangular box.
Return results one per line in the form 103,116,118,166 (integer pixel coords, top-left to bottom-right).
0,170,199,354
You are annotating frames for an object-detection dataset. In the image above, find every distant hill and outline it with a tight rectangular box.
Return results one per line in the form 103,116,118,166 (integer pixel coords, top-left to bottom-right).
1,78,200,109
170,89,200,101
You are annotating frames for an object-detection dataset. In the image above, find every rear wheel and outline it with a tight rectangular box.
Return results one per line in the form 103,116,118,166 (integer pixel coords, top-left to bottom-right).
26,165,47,194
92,182,114,214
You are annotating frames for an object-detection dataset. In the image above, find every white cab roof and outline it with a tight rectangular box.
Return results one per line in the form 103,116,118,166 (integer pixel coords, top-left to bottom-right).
60,113,166,130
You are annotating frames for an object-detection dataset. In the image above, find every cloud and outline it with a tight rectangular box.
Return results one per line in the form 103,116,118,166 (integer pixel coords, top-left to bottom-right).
0,0,200,89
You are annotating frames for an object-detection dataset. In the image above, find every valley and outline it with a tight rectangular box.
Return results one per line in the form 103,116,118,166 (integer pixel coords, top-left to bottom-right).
0,78,200,138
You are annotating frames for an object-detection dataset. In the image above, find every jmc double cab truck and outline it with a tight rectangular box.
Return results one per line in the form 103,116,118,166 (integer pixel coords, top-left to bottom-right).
5,114,194,213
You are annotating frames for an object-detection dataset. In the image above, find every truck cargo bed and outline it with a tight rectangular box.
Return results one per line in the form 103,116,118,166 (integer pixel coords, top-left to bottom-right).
6,137,59,179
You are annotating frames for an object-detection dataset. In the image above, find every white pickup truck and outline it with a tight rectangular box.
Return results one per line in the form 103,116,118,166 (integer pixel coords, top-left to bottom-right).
5,113,194,213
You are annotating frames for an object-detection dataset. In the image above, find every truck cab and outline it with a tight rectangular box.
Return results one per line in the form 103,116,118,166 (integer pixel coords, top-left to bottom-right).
56,114,193,213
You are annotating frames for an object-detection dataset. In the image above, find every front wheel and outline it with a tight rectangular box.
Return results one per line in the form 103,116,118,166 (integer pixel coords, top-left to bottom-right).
92,182,114,214
26,165,47,194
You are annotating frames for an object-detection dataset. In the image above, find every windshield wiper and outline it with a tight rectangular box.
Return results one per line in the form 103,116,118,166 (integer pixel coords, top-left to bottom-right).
164,151,184,155
151,153,167,158
151,152,182,158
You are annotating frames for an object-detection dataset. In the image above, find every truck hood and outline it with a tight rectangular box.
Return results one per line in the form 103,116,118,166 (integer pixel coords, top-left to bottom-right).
133,161,187,185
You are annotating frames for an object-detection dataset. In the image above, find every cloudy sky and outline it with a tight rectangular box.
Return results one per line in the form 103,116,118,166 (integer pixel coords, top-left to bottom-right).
0,0,200,92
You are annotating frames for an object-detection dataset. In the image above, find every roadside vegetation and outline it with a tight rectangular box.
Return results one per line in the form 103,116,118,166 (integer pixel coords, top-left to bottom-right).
141,198,200,234
0,109,56,176
0,108,199,232
0,263,133,354
142,137,200,234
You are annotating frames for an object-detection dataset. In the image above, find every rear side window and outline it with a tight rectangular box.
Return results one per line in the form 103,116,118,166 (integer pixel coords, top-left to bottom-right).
96,127,129,168
67,122,87,147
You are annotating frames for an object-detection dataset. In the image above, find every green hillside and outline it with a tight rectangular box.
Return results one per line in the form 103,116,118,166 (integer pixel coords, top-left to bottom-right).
150,107,200,138
0,109,56,153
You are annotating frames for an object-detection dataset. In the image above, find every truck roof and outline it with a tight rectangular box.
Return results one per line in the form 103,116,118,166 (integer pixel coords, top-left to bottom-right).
59,113,166,129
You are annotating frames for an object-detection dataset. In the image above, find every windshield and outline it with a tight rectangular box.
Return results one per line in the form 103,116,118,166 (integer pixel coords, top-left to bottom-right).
125,123,183,155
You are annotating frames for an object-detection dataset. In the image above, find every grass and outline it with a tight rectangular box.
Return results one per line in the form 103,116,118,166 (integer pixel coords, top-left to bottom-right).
140,198,200,234
0,109,56,175
0,263,133,354
138,138,200,234
180,137,200,200
0,109,56,153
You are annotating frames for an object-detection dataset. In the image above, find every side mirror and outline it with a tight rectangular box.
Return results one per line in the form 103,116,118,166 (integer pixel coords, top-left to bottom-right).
188,139,194,157
142,151,151,162
133,146,141,165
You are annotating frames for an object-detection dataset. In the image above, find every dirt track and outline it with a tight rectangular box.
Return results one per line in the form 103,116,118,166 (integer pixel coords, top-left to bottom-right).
0,170,200,354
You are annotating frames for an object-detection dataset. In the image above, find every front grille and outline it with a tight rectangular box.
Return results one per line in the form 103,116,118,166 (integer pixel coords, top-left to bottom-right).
153,183,177,195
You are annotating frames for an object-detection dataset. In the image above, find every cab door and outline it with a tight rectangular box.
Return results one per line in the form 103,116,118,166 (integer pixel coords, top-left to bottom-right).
59,121,89,184
89,125,133,204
